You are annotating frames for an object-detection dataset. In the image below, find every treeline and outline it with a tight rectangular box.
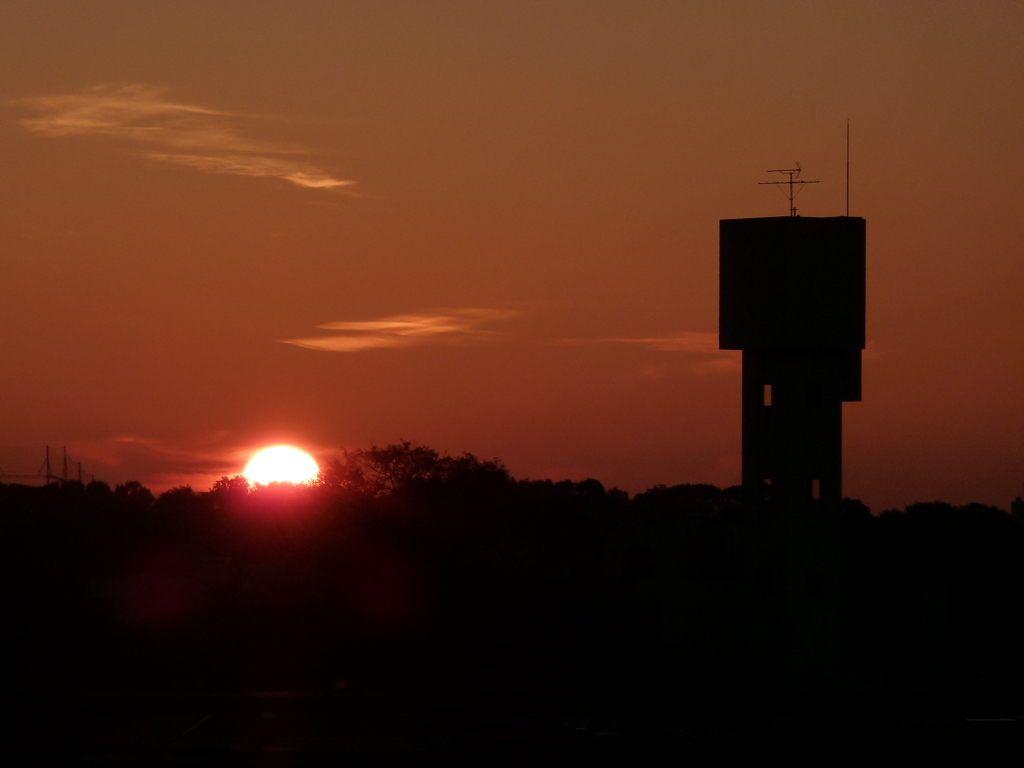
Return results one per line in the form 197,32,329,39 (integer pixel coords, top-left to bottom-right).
844,498,1024,687
1,442,1022,698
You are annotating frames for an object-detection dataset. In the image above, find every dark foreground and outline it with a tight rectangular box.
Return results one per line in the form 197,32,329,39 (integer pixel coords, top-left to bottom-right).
7,683,1024,765
7,469,1024,762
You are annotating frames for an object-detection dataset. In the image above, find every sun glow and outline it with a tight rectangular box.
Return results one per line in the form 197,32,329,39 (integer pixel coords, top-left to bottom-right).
244,446,319,486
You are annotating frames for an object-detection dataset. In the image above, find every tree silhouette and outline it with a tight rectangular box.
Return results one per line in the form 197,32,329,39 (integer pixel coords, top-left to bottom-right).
114,480,154,508
4,440,1024,706
320,439,510,498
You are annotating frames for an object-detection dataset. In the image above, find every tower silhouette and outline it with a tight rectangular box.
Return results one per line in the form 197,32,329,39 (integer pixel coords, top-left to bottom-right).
720,215,865,688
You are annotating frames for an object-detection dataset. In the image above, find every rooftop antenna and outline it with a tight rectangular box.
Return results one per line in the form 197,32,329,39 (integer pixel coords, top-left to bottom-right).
759,162,819,217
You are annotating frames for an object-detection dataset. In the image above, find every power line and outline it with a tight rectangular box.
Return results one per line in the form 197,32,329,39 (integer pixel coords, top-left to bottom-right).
0,446,96,485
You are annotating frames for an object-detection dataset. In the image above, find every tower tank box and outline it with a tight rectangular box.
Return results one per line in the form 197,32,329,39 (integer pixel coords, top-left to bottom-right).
720,217,865,351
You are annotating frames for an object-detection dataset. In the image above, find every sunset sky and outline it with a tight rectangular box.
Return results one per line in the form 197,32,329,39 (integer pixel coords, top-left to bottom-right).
1,1,1021,512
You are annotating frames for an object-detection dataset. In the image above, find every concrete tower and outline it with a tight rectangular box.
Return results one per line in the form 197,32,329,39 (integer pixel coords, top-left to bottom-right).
719,215,865,688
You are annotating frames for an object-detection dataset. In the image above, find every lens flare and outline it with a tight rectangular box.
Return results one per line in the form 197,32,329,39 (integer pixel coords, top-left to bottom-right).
244,446,319,485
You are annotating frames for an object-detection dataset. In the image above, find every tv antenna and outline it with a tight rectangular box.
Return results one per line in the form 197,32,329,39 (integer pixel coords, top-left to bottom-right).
759,163,818,217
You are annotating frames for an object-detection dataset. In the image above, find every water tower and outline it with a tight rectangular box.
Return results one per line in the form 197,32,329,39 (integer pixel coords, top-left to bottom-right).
719,210,865,688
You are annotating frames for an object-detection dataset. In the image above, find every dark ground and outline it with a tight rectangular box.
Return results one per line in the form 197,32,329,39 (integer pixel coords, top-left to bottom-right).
6,457,1024,764
7,682,1024,765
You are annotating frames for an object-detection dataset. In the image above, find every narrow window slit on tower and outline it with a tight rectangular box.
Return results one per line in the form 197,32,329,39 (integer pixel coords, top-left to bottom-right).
763,384,772,406
763,478,772,502
811,479,821,500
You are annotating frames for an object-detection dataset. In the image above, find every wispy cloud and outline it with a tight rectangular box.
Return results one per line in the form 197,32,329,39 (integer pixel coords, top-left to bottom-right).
17,84,353,191
67,433,336,493
60,433,249,492
148,154,349,189
688,355,741,373
611,332,722,353
110,434,244,477
556,331,722,352
556,331,740,372
282,308,519,352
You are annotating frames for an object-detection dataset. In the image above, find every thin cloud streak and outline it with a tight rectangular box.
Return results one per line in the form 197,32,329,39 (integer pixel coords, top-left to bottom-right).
62,434,246,493
556,331,722,353
556,331,740,372
149,154,352,190
69,433,334,493
689,356,742,373
611,331,722,354
17,85,352,191
283,309,519,352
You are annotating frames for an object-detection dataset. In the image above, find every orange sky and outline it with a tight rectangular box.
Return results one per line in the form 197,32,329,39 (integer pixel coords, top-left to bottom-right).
1,1,1021,512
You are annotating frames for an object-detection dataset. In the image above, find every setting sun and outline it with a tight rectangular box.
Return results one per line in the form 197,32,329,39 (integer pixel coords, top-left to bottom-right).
244,446,319,486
